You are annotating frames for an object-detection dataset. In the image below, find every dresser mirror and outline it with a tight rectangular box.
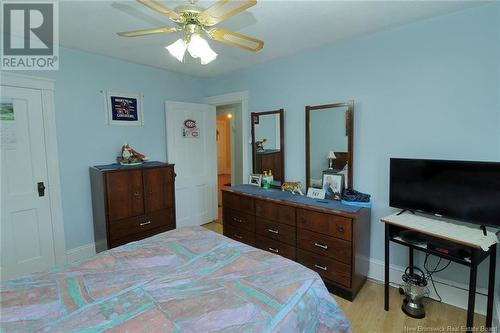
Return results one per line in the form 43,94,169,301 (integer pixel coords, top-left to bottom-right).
251,109,284,186
306,101,353,192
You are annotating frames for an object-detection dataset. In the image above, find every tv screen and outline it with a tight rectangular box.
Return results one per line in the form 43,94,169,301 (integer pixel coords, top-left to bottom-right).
390,158,500,228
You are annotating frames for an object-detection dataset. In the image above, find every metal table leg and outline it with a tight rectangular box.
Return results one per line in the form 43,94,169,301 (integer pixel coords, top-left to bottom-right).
485,244,496,328
384,223,390,311
466,259,478,332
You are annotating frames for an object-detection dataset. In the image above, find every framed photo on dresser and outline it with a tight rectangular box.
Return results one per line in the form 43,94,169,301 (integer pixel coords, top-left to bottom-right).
322,171,344,200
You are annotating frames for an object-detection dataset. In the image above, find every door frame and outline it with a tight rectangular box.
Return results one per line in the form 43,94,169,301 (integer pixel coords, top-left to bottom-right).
1,73,66,264
205,91,249,185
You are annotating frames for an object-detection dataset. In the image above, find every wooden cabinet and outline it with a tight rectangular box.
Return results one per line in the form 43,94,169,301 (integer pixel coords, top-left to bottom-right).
222,187,370,301
90,162,176,252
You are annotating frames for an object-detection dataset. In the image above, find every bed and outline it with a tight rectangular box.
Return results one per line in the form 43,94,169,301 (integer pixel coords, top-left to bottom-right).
0,227,351,333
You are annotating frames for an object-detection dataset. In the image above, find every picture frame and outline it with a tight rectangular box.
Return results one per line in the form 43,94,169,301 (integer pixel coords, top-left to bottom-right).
307,187,326,199
322,171,344,200
249,173,263,187
103,91,144,126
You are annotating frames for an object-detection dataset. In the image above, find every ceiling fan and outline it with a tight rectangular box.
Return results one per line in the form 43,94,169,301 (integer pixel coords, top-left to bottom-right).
117,0,264,65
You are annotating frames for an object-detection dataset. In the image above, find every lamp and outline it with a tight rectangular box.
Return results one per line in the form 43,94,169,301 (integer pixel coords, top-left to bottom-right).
327,151,336,169
166,39,187,62
165,33,217,65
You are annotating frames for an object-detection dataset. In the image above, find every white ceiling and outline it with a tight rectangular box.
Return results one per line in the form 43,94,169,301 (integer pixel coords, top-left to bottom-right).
60,0,488,78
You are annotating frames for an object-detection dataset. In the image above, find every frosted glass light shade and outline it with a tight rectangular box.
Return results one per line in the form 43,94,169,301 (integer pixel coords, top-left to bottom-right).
187,34,217,65
166,39,186,62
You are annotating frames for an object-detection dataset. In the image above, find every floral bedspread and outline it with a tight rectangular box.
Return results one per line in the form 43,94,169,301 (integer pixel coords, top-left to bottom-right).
1,227,351,332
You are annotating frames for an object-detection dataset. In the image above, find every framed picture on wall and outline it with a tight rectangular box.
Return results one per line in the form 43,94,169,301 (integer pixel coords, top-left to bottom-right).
103,91,144,126
322,171,344,200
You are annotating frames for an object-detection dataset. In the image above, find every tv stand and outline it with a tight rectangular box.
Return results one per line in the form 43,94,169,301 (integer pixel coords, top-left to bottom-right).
396,209,415,216
381,212,497,332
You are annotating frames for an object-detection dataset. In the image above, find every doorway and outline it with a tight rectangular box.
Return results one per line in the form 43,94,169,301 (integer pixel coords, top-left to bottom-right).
216,113,232,202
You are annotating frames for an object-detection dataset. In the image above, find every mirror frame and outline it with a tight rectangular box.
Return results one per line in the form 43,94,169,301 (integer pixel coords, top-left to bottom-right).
251,109,285,185
305,101,354,190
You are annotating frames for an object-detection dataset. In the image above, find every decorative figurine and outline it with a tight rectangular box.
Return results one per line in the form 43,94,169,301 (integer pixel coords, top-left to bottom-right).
281,181,303,195
255,138,267,152
117,143,149,165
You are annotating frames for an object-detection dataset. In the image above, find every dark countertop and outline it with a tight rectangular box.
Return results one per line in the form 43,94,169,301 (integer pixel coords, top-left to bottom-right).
256,149,281,154
92,161,173,171
225,184,362,216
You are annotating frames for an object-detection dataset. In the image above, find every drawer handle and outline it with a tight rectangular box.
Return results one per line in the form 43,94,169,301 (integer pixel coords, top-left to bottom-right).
267,228,279,234
314,242,328,250
314,264,328,271
140,221,151,226
268,247,279,253
232,217,243,223
337,226,345,232
133,191,141,197
233,234,243,239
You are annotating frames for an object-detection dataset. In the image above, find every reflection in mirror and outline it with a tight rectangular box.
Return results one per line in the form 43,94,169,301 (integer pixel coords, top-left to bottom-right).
251,109,284,186
306,102,353,191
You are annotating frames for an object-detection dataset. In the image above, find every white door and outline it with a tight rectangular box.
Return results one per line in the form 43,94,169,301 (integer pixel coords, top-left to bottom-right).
165,101,217,228
1,86,56,280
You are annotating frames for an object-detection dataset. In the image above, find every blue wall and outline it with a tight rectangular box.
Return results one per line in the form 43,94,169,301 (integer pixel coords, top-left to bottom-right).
21,48,205,249
204,3,500,288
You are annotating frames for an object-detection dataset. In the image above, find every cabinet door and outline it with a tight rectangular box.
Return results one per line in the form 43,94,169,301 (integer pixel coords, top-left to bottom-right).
107,170,144,221
143,167,174,213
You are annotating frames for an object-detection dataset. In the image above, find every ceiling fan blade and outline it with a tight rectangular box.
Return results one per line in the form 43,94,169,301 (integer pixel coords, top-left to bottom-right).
117,26,179,37
208,28,263,52
198,0,257,26
136,0,182,23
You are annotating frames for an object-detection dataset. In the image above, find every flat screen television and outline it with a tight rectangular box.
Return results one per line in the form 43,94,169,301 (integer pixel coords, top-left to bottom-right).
390,158,500,228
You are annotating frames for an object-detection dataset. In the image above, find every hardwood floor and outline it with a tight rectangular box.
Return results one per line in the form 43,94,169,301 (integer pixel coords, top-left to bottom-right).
201,221,488,332
333,280,486,333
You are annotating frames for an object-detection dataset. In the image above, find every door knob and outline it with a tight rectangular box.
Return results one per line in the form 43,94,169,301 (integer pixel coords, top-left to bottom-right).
37,182,46,197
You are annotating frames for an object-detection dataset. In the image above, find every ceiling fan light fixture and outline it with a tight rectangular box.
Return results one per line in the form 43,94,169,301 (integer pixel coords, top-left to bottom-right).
187,34,217,65
166,38,187,62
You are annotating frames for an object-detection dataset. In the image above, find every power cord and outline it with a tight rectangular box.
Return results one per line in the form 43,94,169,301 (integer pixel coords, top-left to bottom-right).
423,253,451,302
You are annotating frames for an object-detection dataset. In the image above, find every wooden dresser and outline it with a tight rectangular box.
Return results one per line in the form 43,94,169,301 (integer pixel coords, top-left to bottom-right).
222,185,370,300
90,161,176,252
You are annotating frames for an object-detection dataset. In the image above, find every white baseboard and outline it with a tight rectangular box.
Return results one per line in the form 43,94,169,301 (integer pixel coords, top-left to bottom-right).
366,257,490,316
66,243,96,263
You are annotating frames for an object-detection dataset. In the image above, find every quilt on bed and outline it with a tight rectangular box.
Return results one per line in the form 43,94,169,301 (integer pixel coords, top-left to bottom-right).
1,226,351,333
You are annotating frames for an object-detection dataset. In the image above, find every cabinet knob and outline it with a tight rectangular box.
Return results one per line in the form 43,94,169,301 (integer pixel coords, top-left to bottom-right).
133,191,141,197
268,247,279,253
337,226,344,233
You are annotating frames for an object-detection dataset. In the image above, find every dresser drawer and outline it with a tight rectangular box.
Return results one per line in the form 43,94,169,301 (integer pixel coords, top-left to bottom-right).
223,224,255,247
108,209,174,241
255,217,296,246
297,209,352,241
298,229,351,264
256,235,296,261
297,249,351,288
224,208,255,232
255,200,296,226
222,192,255,214
109,224,174,248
